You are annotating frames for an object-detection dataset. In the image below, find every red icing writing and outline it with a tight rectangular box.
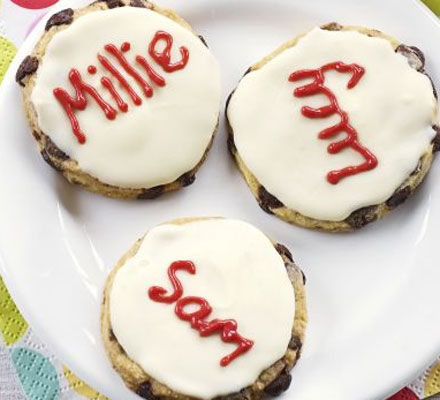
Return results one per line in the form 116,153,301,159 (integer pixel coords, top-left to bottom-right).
289,62,378,184
53,69,116,144
121,42,131,52
149,31,189,73
87,65,97,74
53,31,189,144
148,260,254,367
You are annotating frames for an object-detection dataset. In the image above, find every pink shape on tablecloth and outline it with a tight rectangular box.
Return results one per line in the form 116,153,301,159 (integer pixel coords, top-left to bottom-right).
10,0,59,10
386,387,419,400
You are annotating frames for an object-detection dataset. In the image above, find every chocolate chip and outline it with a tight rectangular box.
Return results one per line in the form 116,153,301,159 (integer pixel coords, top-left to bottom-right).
386,186,411,209
243,66,252,76
137,185,164,200
109,329,116,341
45,137,69,160
136,382,159,400
198,35,208,48
264,369,292,397
41,149,62,172
45,8,74,31
410,160,422,176
321,22,342,31
258,185,284,214
178,172,196,187
301,270,307,285
130,0,146,7
346,205,378,229
275,243,293,262
432,126,440,152
16,56,39,86
32,131,41,141
105,0,124,8
227,133,237,155
288,336,302,352
396,44,425,72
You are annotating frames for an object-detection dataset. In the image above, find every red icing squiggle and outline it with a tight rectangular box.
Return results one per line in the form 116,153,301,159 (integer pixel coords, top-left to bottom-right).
53,69,116,144
148,260,254,367
104,44,153,98
101,77,128,112
289,62,378,184
136,56,166,87
98,53,143,106
149,31,189,73
148,260,196,304
53,30,190,144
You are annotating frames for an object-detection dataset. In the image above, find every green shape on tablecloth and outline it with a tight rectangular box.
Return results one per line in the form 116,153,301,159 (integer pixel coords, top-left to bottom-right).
422,0,440,15
11,347,60,400
0,35,17,85
0,276,28,346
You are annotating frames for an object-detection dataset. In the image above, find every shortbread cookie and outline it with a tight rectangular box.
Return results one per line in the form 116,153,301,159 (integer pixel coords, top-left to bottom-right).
102,217,307,400
226,23,439,231
16,0,221,199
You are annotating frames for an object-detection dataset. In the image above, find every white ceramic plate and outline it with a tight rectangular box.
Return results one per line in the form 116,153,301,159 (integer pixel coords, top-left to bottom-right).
1,1,440,399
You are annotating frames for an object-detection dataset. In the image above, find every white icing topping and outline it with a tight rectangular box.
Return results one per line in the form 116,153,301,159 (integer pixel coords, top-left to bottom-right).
228,28,438,221
31,7,221,188
110,219,295,399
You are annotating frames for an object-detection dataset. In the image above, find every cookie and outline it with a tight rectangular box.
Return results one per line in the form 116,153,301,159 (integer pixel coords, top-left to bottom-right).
102,217,307,400
226,23,439,232
17,0,221,199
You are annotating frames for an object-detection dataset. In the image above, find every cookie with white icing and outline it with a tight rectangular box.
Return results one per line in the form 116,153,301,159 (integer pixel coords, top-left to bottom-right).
101,217,307,400
226,23,439,232
17,0,221,199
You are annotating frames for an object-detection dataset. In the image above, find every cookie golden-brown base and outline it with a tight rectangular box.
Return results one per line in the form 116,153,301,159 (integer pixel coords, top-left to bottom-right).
17,0,217,200
101,217,307,400
226,23,439,232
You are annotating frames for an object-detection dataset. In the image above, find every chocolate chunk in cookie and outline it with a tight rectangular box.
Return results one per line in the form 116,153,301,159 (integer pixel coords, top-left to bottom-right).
137,382,159,400
396,44,425,72
386,186,412,208
264,369,292,397
275,243,294,262
258,185,284,214
16,56,39,86
346,206,378,229
45,9,74,31
137,185,165,200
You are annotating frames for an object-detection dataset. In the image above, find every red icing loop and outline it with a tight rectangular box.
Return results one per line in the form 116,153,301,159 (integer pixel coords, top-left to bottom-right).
53,30,189,144
148,261,254,367
289,61,378,184
149,31,190,72
53,69,117,144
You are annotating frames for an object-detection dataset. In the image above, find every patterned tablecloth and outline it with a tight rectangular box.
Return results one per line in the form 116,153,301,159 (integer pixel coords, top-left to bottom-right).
1,1,440,399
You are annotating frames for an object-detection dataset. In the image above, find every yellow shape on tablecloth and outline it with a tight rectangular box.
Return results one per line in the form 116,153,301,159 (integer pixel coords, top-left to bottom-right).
422,0,440,15
0,276,28,346
0,35,17,85
63,366,111,400
425,361,440,397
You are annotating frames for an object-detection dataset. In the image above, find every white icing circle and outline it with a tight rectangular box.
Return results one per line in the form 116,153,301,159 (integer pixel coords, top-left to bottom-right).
31,7,221,188
228,28,438,221
110,219,295,399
